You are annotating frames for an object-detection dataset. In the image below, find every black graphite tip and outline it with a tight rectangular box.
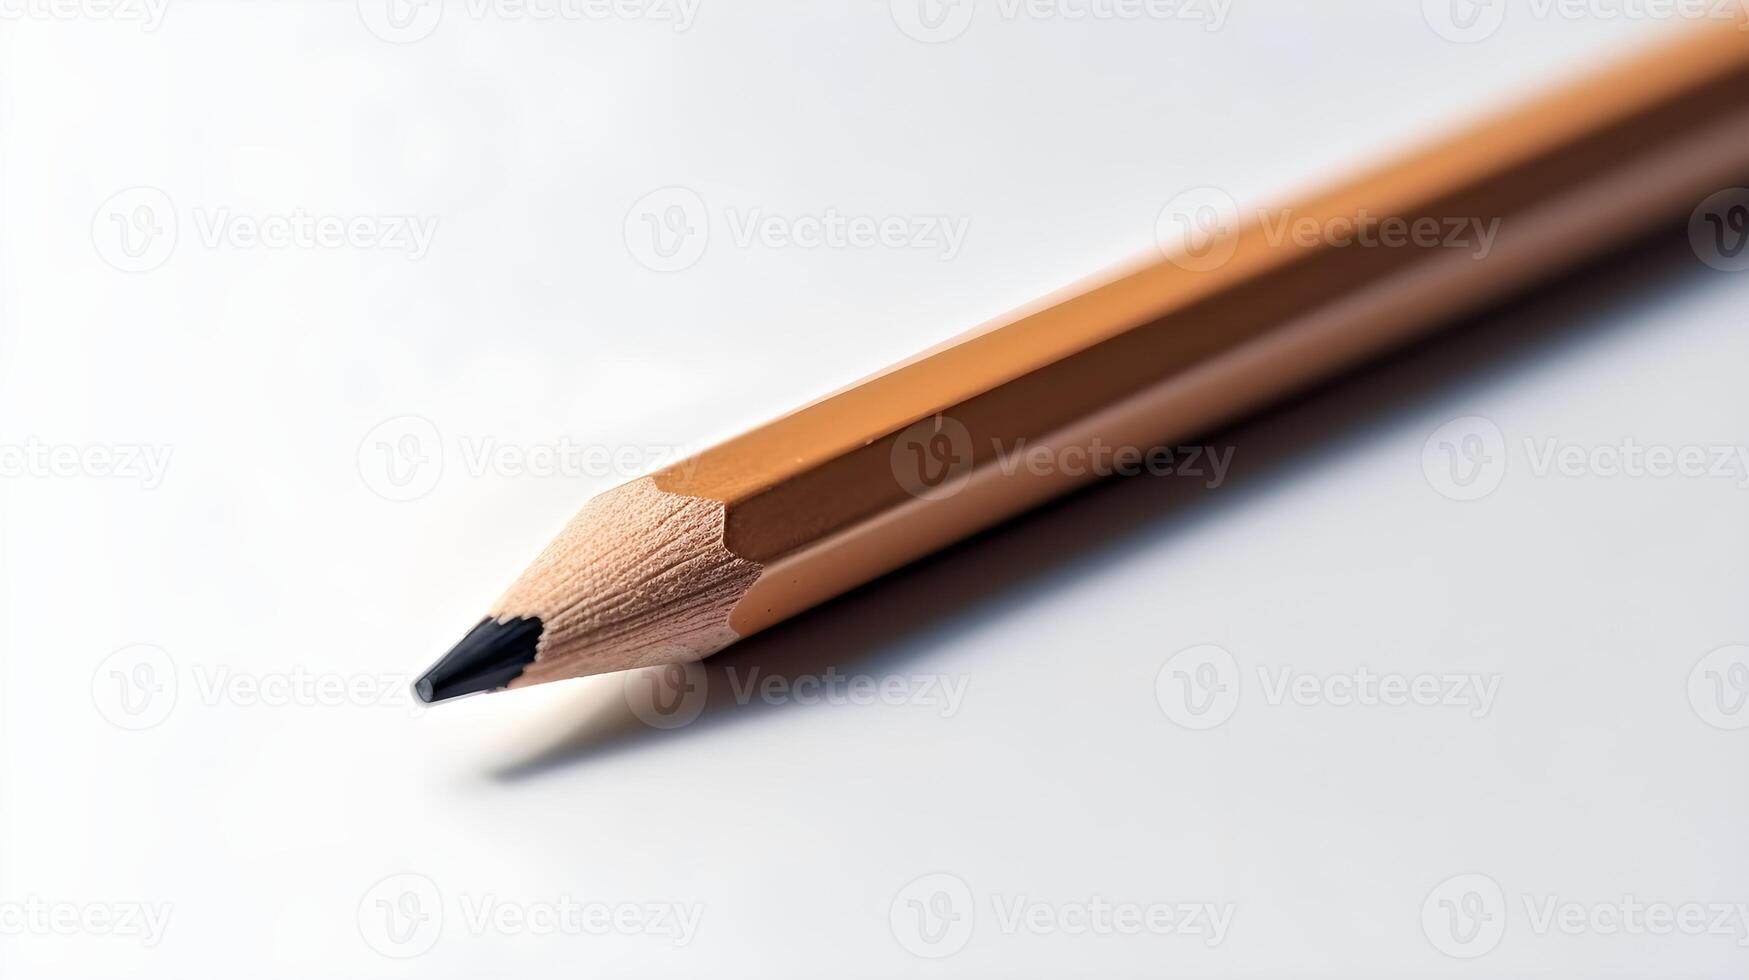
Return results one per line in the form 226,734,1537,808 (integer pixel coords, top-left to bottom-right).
415,617,543,704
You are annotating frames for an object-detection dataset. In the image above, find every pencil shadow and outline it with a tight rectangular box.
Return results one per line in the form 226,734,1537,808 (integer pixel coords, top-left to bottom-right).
490,228,1716,782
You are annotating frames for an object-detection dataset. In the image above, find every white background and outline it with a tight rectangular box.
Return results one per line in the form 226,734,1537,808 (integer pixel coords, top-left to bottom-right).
2,1,1747,977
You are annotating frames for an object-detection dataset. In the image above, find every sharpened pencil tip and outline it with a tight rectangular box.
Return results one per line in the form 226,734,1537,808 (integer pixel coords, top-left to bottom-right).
415,617,544,704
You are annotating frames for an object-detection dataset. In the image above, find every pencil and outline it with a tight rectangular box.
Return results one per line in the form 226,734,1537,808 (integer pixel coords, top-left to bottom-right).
416,20,1749,704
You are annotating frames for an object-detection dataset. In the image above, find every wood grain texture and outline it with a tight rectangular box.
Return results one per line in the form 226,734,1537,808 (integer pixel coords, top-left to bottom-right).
492,478,761,687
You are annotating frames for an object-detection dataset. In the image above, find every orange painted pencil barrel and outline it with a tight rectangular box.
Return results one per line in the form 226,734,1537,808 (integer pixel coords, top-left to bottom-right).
416,20,1749,703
